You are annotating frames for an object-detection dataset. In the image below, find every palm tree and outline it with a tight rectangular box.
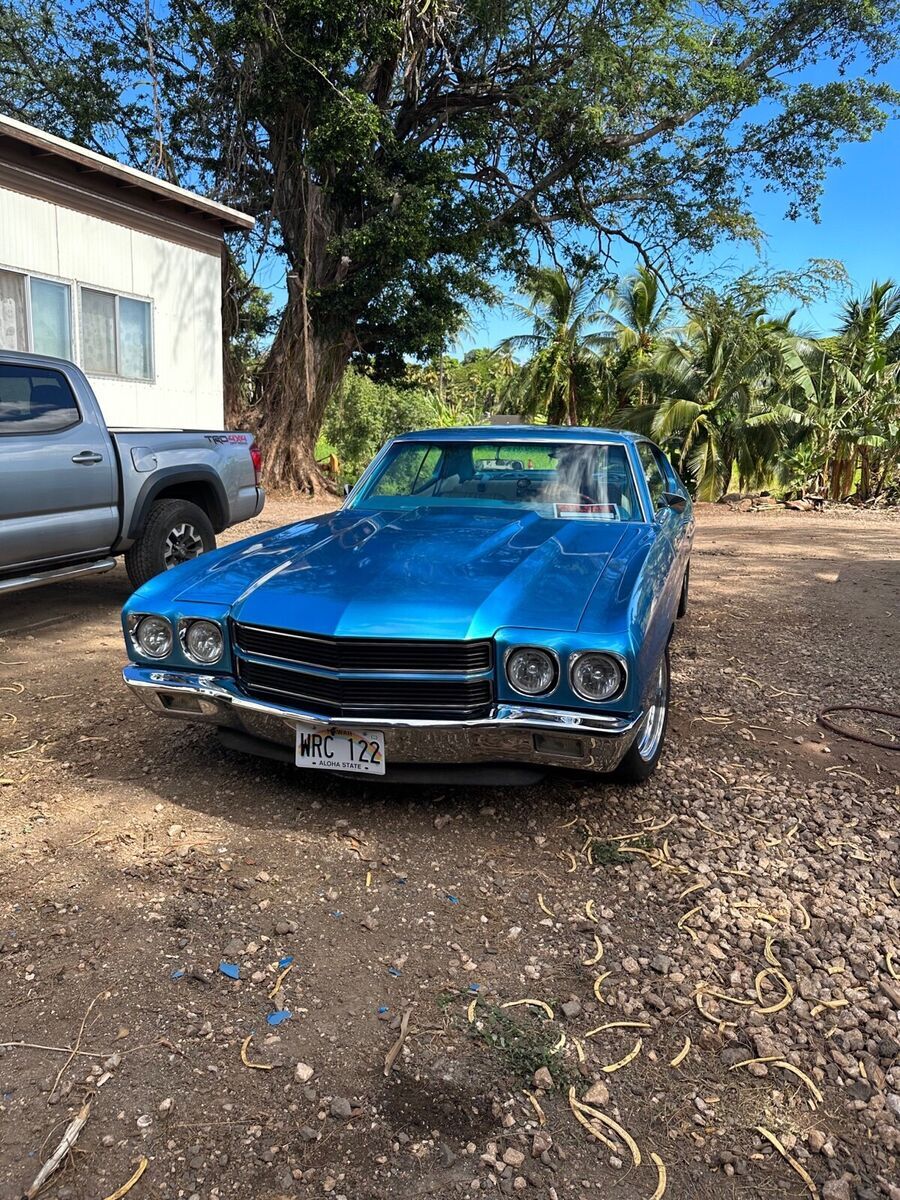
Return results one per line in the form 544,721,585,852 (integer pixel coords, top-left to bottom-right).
498,266,613,424
829,281,900,499
602,266,677,357
773,282,900,500
615,298,802,500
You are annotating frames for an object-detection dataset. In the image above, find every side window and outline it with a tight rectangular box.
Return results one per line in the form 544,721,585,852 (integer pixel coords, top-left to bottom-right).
650,444,682,494
637,443,668,511
0,364,81,434
366,445,436,496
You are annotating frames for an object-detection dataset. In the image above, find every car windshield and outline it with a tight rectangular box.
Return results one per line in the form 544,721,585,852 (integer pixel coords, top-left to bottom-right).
349,439,643,520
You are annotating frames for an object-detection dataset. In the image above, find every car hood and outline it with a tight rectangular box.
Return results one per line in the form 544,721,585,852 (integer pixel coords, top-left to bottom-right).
172,506,633,639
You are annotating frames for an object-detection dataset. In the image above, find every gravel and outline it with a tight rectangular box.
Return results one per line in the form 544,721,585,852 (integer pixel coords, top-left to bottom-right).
0,501,897,1199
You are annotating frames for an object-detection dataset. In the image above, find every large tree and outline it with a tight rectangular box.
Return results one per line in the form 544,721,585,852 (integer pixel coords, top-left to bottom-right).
2,1,899,490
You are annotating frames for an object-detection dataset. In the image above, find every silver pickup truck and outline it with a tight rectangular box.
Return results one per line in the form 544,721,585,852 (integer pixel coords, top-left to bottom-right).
0,350,264,595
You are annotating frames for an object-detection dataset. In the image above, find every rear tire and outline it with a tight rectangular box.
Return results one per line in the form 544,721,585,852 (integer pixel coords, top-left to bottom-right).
125,499,216,589
677,562,690,618
610,648,670,784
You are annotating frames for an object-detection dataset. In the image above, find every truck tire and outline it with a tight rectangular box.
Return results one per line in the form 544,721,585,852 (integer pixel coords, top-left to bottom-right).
125,499,216,589
609,647,670,784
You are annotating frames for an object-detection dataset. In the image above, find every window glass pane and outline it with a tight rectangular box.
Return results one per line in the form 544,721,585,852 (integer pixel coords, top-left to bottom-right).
638,444,667,508
367,445,436,496
0,269,28,351
119,297,152,379
81,288,117,374
352,441,642,520
30,278,71,359
0,364,80,433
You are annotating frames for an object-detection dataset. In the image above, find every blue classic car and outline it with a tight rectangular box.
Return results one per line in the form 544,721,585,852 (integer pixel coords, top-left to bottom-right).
121,427,693,784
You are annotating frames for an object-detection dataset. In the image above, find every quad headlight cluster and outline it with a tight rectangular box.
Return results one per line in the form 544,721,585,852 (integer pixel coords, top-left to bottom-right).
505,646,625,702
129,614,224,665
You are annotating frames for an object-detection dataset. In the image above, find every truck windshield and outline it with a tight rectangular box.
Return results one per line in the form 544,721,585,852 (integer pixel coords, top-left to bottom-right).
349,440,643,521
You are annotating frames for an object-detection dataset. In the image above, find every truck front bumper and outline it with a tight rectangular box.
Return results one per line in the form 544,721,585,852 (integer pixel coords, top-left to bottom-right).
122,665,643,775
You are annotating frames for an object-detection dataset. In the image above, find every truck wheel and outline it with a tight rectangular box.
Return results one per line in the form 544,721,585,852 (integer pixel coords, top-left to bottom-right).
125,499,216,589
609,648,670,784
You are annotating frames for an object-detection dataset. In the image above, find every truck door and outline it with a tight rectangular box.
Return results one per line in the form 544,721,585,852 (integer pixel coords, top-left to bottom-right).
0,360,118,572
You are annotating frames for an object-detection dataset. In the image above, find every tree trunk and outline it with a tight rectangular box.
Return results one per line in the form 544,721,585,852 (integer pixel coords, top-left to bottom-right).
255,293,351,493
222,249,250,431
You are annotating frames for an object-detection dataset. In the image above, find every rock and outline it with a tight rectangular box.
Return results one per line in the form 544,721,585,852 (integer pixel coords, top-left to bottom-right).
502,1147,525,1167
808,1130,827,1153
330,1096,352,1119
360,914,378,930
886,1093,900,1121
299,1126,318,1142
294,1062,314,1084
822,1179,852,1200
621,956,640,976
650,953,672,974
879,979,900,1008
275,920,298,935
158,1097,175,1117
583,1080,609,1106
433,813,451,829
533,1066,553,1090
532,1131,552,1157
560,998,582,1019
136,1114,152,1130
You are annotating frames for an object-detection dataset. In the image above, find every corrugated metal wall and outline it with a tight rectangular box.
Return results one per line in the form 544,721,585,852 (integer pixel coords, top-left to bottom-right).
0,184,224,429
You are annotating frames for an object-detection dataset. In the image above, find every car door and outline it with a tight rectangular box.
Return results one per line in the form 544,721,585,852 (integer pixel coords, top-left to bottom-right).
0,360,118,572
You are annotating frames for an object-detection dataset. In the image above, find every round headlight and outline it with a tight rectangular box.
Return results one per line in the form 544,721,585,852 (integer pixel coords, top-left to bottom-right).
135,615,173,659
506,647,557,696
184,619,224,664
570,653,624,701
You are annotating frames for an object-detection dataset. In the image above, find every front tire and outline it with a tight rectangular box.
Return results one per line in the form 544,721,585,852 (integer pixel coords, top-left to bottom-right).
125,499,216,589
610,648,670,784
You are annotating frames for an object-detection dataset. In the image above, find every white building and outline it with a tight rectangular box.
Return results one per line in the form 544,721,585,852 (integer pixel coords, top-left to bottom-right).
0,114,254,428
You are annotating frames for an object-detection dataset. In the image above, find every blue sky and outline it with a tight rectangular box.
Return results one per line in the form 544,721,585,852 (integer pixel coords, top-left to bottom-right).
251,61,900,356
460,95,900,352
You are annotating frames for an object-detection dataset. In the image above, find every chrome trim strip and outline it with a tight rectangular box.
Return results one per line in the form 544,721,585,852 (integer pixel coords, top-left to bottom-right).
235,651,494,683
123,665,641,736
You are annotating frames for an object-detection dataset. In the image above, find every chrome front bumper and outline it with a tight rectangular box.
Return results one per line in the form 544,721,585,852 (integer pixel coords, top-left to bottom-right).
122,666,642,774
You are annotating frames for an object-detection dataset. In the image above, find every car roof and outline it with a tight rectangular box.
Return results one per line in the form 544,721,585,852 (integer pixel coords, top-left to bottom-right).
393,425,642,445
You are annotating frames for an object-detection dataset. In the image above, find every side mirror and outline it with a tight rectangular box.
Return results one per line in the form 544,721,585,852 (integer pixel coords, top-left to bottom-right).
661,491,687,513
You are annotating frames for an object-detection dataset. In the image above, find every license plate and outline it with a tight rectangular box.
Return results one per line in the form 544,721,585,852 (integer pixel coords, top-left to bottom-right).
295,725,386,775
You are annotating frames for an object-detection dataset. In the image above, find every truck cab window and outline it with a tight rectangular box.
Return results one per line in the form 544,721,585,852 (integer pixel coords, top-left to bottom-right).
0,364,81,434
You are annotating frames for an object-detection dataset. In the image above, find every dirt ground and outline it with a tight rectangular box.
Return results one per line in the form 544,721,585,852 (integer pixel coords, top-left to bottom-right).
1,500,898,1200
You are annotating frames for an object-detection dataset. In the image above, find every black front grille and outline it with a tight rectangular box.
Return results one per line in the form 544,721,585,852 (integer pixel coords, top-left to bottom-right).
233,622,492,675
237,659,493,719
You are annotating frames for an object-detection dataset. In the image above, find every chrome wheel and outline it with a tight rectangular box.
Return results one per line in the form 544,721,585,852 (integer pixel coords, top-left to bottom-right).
163,522,204,568
635,657,668,762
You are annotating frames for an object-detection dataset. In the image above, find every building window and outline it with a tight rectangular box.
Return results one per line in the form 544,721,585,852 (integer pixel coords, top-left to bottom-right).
0,268,72,359
80,287,153,380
